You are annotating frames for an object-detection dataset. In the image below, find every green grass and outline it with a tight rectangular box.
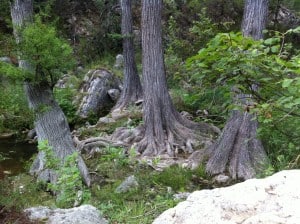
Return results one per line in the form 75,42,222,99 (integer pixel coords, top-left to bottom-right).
0,142,212,223
0,174,54,210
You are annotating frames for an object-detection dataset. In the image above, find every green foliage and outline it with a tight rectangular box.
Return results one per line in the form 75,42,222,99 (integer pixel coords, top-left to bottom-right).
89,163,182,223
94,182,177,224
54,87,78,124
37,140,59,169
100,146,130,167
170,86,230,126
165,8,219,60
0,0,11,26
259,112,300,170
165,8,222,113
152,165,193,191
38,140,90,208
0,15,75,86
0,62,28,81
18,16,75,86
49,152,91,208
74,0,121,63
0,83,33,133
186,28,300,170
186,29,300,101
86,146,213,223
189,8,219,50
0,174,54,210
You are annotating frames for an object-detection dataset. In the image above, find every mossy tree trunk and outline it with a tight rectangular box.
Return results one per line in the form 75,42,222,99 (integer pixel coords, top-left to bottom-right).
205,0,269,180
10,0,90,186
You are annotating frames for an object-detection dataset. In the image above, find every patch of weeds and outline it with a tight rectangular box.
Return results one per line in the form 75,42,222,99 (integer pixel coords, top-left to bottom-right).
48,152,91,208
0,174,54,210
54,87,78,125
92,158,133,183
91,178,178,224
0,205,37,224
38,140,91,208
192,163,207,178
87,149,181,223
99,146,130,167
151,165,193,191
189,164,215,189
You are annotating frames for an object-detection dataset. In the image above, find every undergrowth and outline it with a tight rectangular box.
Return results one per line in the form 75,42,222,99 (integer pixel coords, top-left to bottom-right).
0,143,213,223
86,147,212,223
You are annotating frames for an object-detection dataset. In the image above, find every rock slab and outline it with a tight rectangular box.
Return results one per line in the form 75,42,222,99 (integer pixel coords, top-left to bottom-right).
153,170,300,224
76,69,121,118
25,204,108,224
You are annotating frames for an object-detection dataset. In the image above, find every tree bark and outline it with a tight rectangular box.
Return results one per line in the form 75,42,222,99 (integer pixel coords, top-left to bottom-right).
113,0,143,110
242,0,269,40
205,0,269,180
136,0,216,156
10,0,90,186
26,82,90,186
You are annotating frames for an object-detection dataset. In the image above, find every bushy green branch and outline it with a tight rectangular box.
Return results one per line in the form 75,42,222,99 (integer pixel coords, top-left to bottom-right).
38,140,91,208
186,27,300,170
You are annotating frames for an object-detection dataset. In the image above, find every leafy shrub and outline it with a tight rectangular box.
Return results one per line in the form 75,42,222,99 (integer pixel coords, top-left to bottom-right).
186,28,300,171
54,87,78,125
0,174,53,210
0,83,33,133
19,16,75,85
38,140,91,208
152,165,193,191
100,146,129,167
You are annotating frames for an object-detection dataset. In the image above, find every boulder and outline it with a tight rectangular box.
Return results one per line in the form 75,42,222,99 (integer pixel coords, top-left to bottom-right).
108,88,121,102
153,170,300,224
270,6,300,29
76,69,121,118
115,175,139,193
113,54,124,70
25,205,108,224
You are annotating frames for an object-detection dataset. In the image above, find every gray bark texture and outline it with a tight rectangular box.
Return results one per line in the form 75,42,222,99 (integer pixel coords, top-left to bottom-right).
242,0,269,40
136,0,217,156
10,0,90,186
113,0,143,110
76,69,121,119
205,0,269,180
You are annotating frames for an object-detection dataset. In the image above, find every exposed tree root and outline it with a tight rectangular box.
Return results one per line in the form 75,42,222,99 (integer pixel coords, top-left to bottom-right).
75,107,220,172
111,125,144,144
110,117,218,158
73,135,129,153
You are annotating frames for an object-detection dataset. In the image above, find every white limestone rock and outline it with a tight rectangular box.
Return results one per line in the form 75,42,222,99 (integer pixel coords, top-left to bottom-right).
153,170,300,224
25,204,108,224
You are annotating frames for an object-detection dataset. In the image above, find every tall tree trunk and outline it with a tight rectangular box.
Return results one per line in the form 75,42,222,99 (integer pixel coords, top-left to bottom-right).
10,0,90,186
242,0,269,40
113,0,142,110
137,0,216,156
205,0,269,180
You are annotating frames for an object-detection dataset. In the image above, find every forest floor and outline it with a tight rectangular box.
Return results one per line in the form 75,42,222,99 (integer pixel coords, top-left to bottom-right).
0,115,226,223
